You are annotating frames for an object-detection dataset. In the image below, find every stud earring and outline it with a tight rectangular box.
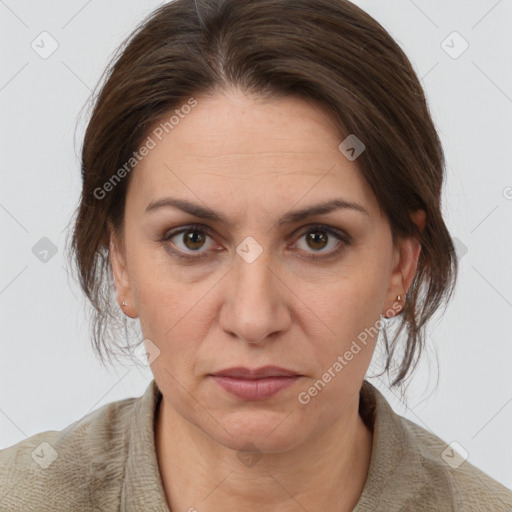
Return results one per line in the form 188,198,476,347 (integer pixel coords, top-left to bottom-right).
121,301,127,307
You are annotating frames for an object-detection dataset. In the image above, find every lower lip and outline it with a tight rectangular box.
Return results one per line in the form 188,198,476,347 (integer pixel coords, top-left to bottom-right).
211,375,301,400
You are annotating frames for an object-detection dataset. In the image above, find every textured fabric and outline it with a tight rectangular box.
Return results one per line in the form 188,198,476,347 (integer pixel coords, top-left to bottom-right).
1,379,511,511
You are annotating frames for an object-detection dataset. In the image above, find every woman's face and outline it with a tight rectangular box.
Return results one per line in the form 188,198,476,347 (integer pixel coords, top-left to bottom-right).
110,88,420,453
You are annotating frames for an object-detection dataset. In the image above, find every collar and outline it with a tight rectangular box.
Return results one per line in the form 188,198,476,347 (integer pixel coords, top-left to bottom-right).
120,379,170,512
353,380,432,510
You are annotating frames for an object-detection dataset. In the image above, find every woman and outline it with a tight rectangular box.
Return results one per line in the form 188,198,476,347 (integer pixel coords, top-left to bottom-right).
1,0,511,510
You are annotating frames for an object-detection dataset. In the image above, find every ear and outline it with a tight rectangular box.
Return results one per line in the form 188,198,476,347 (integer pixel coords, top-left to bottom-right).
108,221,138,319
383,209,425,318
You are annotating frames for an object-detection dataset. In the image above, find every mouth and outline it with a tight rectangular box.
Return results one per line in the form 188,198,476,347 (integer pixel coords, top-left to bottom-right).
210,365,301,379
209,366,303,400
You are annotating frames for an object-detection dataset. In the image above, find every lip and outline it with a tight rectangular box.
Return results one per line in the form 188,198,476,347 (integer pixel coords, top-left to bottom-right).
211,375,301,400
209,366,302,401
211,366,301,378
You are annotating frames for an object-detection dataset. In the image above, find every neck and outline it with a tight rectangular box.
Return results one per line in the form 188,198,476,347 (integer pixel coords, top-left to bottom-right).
155,393,373,512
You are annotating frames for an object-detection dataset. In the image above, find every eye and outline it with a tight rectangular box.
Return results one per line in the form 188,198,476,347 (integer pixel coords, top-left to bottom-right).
160,224,217,262
291,224,349,260
160,223,350,263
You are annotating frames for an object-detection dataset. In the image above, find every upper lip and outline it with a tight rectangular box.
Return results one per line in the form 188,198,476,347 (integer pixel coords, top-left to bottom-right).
210,366,301,379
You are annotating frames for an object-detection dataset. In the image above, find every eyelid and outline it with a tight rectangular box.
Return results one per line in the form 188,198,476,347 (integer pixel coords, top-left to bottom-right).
162,223,214,240
291,223,351,244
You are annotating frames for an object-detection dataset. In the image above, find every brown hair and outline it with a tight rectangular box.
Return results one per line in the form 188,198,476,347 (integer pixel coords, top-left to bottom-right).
68,0,458,389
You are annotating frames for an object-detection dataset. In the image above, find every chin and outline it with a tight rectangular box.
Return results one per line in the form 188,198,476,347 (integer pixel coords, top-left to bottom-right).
204,411,305,454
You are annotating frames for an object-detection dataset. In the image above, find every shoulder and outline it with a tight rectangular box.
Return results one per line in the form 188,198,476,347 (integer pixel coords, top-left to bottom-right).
0,394,139,512
402,416,512,511
359,380,512,511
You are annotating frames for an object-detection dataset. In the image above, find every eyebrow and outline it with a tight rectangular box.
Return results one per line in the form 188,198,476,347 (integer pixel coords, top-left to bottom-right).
145,197,369,227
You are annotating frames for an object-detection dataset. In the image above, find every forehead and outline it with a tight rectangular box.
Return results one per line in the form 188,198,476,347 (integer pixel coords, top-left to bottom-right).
127,89,380,219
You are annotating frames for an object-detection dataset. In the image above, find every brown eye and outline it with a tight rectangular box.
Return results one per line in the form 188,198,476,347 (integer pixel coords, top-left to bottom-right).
181,230,207,251
161,224,216,262
293,224,350,261
305,231,329,251
161,223,349,263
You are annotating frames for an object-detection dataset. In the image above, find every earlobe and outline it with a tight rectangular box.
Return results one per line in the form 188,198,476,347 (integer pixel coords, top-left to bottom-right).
382,209,425,318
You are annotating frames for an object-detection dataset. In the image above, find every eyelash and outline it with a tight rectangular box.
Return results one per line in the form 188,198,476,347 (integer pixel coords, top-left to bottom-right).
159,223,350,263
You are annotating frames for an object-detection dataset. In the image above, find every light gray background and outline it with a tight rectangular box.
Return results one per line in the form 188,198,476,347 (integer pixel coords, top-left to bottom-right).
1,0,511,490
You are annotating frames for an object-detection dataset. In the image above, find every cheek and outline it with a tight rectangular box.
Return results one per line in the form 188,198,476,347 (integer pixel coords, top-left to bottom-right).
306,256,390,380
128,240,194,327
137,281,209,371
319,261,389,336
126,251,208,374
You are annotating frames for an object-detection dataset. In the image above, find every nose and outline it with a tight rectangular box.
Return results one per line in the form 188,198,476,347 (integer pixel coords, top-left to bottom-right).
219,245,291,345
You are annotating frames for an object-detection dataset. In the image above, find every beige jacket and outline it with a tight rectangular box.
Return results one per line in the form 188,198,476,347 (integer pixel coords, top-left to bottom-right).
1,379,511,511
